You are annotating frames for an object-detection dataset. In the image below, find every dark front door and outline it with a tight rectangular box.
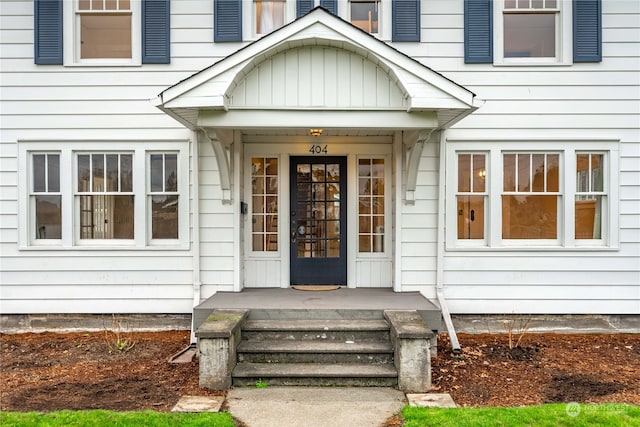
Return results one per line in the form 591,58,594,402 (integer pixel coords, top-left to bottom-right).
290,156,347,285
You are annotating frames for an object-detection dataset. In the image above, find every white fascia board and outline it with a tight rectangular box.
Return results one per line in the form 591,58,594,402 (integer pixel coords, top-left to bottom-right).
409,98,474,111
163,96,227,110
197,109,438,130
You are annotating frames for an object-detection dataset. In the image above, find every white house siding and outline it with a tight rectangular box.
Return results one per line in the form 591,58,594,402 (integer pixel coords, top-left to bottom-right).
406,0,640,314
0,0,228,314
1,0,638,316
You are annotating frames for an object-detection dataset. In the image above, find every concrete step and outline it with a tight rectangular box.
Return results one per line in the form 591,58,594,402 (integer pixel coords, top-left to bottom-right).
232,362,398,387
237,340,394,363
241,319,390,342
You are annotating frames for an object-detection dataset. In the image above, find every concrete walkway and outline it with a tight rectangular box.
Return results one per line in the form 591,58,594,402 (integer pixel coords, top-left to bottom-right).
225,387,406,427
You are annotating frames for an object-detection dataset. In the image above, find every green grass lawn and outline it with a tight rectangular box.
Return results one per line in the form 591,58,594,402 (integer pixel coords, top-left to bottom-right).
0,410,236,427
402,403,640,427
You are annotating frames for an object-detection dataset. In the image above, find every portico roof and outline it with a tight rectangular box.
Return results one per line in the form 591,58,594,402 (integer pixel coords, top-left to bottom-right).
153,7,481,133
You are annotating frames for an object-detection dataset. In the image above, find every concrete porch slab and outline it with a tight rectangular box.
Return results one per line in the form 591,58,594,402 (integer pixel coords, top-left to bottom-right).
171,395,224,412
194,288,442,332
406,393,457,408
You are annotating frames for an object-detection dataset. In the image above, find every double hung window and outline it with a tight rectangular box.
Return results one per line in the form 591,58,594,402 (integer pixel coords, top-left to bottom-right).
502,153,560,240
149,153,179,240
575,153,605,240
31,153,62,241
351,0,379,34
456,153,487,241
255,0,286,34
77,153,134,240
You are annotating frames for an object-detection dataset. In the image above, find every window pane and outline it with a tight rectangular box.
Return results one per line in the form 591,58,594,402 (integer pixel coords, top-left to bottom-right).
120,154,133,192
256,0,285,34
33,155,46,193
502,195,557,239
106,154,119,192
517,154,530,192
359,158,371,177
351,0,379,33
92,154,104,192
79,195,134,239
78,154,90,192
591,154,603,192
458,154,471,192
504,13,556,58
251,157,278,251
80,14,132,59
151,195,178,239
473,155,486,192
165,154,178,192
35,195,61,239
575,196,602,239
150,154,164,192
48,154,60,192
503,154,516,191
457,195,485,239
547,154,559,192
532,154,545,192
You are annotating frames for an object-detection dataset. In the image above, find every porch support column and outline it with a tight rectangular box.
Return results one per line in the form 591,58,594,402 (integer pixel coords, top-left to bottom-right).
404,129,439,205
198,128,234,205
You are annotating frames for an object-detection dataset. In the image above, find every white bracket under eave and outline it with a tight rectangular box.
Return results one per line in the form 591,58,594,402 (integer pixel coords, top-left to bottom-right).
404,129,439,205
199,128,234,205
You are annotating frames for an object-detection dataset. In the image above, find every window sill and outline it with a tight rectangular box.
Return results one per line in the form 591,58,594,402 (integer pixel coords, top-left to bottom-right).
445,245,619,253
18,244,190,252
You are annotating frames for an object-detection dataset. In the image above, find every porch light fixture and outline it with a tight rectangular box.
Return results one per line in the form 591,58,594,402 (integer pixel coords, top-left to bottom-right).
309,128,323,136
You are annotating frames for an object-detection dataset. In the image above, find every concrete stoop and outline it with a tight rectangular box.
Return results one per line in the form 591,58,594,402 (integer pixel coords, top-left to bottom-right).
196,309,434,392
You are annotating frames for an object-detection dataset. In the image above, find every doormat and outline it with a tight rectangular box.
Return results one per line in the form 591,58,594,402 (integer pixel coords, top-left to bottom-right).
292,285,341,291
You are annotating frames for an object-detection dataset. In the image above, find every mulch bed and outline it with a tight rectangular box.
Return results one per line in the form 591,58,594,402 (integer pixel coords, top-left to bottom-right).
2,330,638,417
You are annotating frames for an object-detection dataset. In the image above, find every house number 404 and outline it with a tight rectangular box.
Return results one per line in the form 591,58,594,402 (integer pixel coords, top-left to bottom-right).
309,144,328,155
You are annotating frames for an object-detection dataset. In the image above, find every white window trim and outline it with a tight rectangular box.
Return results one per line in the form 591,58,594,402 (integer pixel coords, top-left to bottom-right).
63,0,142,66
445,140,620,251
493,0,573,66
27,152,63,246
18,141,189,250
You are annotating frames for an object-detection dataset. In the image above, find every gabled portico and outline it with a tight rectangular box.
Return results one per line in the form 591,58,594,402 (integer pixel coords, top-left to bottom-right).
154,7,480,293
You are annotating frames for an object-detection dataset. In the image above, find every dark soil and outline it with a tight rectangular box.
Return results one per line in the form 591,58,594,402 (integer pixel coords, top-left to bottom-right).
2,330,639,421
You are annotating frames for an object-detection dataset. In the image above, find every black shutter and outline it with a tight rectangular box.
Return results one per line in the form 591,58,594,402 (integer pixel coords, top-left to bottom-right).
320,0,337,15
297,0,314,18
464,0,493,63
392,0,420,42
214,0,242,42
34,0,63,64
573,0,602,62
142,0,170,64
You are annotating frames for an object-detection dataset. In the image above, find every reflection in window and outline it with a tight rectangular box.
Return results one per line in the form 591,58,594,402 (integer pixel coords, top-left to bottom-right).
576,153,604,239
252,157,278,251
149,153,178,239
503,0,558,58
456,153,486,240
255,0,285,34
32,153,61,239
77,153,134,239
358,158,384,252
502,153,560,239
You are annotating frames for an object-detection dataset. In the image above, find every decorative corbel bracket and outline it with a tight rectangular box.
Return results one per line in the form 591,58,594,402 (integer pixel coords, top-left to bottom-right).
198,128,234,205
405,129,439,205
